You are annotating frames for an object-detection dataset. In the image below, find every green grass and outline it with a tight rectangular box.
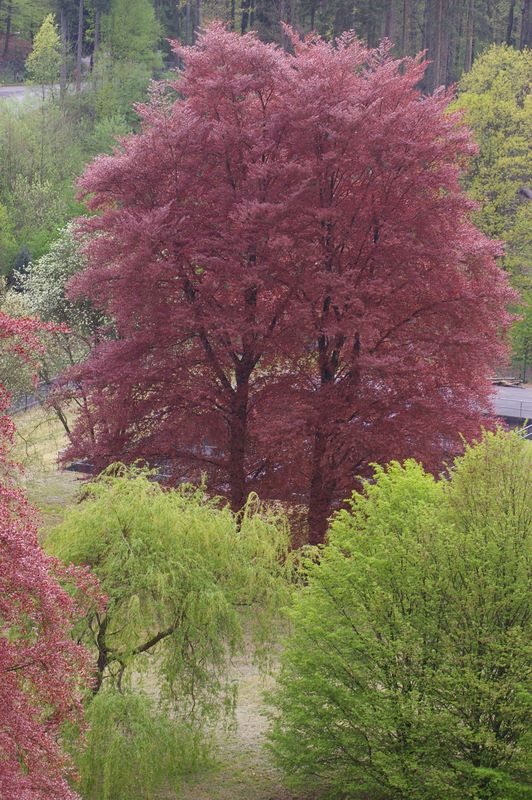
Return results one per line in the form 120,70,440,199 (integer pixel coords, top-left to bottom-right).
181,657,298,800
12,403,80,529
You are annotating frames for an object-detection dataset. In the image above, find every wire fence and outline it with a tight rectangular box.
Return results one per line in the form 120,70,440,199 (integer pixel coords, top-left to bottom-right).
7,382,52,416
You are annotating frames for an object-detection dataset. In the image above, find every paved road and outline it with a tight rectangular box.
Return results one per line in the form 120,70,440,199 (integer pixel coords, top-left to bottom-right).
493,385,532,421
0,84,32,97
0,84,41,103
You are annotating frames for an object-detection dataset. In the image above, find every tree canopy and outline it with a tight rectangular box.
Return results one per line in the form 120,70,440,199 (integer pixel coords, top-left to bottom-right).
64,24,515,542
269,430,532,799
25,12,61,89
453,44,531,379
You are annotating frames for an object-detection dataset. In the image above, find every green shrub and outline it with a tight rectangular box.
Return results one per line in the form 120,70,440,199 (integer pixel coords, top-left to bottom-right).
268,431,531,800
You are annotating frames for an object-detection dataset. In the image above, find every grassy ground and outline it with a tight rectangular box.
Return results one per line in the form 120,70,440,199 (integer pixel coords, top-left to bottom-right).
11,404,307,800
181,654,298,800
12,404,80,529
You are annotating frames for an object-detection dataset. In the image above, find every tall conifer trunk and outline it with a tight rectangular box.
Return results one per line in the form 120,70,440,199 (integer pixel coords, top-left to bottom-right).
60,8,68,100
185,0,192,44
464,0,474,72
94,8,100,57
2,1,12,58
195,0,201,39
384,0,395,40
76,0,84,91
241,0,251,33
520,0,530,48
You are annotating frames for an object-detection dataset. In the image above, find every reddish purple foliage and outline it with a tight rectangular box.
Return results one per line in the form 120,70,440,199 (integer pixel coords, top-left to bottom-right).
64,25,516,541
0,312,97,799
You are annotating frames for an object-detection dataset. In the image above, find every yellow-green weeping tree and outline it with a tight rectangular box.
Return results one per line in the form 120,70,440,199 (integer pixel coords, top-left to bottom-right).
47,467,291,800
453,45,532,380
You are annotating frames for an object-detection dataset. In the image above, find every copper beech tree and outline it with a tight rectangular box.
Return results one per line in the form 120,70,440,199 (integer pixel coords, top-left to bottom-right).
0,312,97,799
64,25,515,542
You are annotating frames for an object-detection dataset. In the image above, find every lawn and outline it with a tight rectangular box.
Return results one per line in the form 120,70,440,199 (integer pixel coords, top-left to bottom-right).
12,403,80,529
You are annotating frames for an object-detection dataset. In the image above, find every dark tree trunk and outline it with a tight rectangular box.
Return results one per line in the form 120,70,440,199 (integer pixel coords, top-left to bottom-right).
289,0,296,27
401,0,412,54
506,0,516,44
93,615,109,695
229,379,249,513
280,0,287,47
76,0,84,91
520,0,531,48
195,0,201,39
333,0,354,39
384,0,395,40
185,0,192,44
421,0,430,51
230,0,235,30
241,0,251,33
2,1,12,58
307,428,333,545
310,1,316,30
60,7,68,100
94,7,100,55
439,2,450,84
464,0,474,72
433,0,444,86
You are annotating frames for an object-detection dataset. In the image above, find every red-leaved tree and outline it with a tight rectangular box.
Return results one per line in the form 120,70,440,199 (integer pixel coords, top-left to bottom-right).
0,311,95,799
63,25,515,542
250,32,517,540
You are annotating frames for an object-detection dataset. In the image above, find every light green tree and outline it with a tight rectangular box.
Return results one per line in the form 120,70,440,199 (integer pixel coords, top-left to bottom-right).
453,45,532,378
25,13,62,95
47,468,291,799
454,44,531,253
0,203,17,277
269,431,531,800
25,14,62,183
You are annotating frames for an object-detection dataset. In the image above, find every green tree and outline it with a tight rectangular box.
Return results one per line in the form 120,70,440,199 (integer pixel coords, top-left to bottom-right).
18,224,104,433
20,223,100,334
47,467,291,798
453,44,532,377
454,45,531,246
25,14,62,183
0,203,17,276
0,280,34,399
25,12,62,93
269,431,531,800
70,689,188,800
101,0,161,67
